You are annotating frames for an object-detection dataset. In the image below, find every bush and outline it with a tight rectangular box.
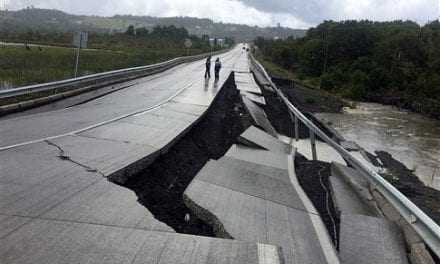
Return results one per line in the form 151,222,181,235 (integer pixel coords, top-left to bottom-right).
255,19,440,118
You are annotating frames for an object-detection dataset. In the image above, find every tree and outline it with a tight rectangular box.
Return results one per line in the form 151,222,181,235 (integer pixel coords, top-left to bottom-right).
136,27,149,37
125,25,135,36
254,19,440,118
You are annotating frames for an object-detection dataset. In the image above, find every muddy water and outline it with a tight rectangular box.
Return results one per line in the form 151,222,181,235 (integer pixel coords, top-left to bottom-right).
316,102,440,190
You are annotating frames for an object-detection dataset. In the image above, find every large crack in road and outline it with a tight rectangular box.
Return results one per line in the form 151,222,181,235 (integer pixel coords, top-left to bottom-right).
111,73,253,237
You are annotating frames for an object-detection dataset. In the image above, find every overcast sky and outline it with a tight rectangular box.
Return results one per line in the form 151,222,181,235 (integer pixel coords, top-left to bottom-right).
4,0,440,29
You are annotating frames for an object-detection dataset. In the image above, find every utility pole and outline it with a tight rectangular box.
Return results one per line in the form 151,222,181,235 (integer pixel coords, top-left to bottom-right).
323,30,329,74
73,32,88,78
74,33,82,78
319,29,330,89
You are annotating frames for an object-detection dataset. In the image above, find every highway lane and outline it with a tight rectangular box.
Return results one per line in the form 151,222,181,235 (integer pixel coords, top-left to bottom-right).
0,46,257,264
0,46,247,150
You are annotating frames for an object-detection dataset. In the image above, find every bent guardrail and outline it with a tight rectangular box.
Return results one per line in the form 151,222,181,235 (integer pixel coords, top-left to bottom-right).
0,49,228,102
249,53,440,258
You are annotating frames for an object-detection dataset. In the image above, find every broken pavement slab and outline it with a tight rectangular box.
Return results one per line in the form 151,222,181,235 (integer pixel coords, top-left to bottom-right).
240,90,266,105
339,214,409,264
41,178,173,232
0,219,284,264
0,140,172,232
329,172,378,217
185,179,330,264
0,141,102,217
290,138,346,164
79,101,206,155
235,72,262,94
226,144,288,170
194,156,306,211
239,126,292,154
242,96,277,137
49,134,159,184
331,162,375,202
185,145,339,263
340,140,361,151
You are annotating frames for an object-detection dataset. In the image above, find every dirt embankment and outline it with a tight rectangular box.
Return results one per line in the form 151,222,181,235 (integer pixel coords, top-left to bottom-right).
373,151,440,225
272,77,345,114
258,76,344,142
368,92,440,120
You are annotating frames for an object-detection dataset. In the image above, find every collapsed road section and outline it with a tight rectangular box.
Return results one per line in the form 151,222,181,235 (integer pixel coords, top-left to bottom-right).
2,44,435,263
1,46,289,264
114,73,253,236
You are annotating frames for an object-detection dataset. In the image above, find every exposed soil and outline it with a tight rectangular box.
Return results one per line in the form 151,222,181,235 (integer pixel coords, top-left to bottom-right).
254,73,341,248
261,75,440,259
112,73,251,237
272,77,345,114
257,75,343,141
368,91,440,120
294,153,340,249
370,150,440,263
374,151,440,225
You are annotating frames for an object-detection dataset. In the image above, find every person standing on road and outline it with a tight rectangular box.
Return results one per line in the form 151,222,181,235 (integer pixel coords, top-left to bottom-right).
205,56,211,78
214,58,222,80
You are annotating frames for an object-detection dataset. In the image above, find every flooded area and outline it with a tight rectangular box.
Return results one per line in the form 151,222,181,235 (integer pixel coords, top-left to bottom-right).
316,102,440,190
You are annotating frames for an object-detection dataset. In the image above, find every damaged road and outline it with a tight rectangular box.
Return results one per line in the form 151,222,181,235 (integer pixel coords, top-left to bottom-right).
45,140,105,176
114,73,253,236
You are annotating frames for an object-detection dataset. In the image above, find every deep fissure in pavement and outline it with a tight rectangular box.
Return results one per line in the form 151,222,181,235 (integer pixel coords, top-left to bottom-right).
253,73,342,247
112,73,251,237
294,154,341,249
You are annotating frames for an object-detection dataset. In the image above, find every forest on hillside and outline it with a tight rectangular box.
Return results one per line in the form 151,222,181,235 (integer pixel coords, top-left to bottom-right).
0,8,306,42
0,24,227,51
255,20,440,119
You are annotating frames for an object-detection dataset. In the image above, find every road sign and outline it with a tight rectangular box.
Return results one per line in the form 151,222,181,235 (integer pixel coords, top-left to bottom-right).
73,32,88,49
184,38,192,49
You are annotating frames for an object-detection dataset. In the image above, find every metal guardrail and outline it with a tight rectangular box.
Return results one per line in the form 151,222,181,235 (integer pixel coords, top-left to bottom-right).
249,53,440,258
0,49,227,100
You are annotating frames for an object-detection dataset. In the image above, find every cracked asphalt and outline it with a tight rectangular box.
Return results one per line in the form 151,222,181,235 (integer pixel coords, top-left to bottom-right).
0,46,267,264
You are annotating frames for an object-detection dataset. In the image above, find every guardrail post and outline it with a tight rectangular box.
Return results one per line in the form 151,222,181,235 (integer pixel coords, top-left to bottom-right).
251,53,440,257
294,115,299,142
310,129,317,160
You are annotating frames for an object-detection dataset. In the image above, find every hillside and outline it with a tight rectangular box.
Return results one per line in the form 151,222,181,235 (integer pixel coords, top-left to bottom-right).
255,20,440,119
0,8,306,41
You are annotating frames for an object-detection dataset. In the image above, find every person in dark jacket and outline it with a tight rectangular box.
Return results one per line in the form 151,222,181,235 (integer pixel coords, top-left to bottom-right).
214,58,222,79
204,56,211,78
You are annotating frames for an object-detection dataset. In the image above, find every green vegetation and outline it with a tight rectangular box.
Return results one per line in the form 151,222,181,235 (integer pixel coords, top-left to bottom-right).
255,20,440,119
0,25,221,88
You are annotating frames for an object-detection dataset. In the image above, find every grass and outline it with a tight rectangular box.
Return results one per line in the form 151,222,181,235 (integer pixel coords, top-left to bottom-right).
255,54,323,90
255,54,297,80
0,45,206,89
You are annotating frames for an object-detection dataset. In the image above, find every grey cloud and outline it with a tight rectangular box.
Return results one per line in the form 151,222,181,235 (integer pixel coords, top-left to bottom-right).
238,0,328,24
5,0,440,28
238,0,439,25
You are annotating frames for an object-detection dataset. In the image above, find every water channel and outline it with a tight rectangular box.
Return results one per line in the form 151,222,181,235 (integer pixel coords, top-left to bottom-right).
316,102,440,190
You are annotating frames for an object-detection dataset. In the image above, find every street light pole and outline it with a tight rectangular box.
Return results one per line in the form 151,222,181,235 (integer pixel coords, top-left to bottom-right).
74,33,83,78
